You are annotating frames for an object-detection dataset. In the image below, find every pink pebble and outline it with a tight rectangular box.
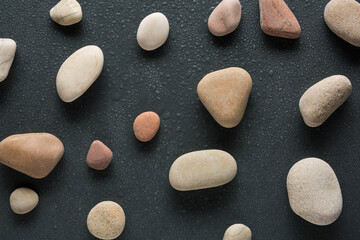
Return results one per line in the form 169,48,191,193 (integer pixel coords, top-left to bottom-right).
86,140,113,170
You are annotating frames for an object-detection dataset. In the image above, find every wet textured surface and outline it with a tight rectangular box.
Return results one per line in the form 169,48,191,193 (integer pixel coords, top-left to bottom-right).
0,0,359,239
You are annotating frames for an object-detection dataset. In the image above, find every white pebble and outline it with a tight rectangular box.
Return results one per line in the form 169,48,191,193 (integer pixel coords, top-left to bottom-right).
10,187,39,214
50,0,82,26
0,38,16,82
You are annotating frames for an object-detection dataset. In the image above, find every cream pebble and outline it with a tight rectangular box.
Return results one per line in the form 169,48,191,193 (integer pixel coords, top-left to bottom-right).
10,187,39,214
137,12,170,51
50,0,83,26
0,38,16,82
299,75,351,127
223,224,252,240
169,150,237,191
56,45,104,102
287,158,343,225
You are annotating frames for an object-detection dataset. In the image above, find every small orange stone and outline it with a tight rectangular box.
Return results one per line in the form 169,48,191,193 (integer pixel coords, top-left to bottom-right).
133,111,160,142
86,140,113,170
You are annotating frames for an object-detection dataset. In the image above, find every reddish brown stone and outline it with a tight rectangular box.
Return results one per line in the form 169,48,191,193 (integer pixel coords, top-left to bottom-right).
133,111,160,142
86,140,113,170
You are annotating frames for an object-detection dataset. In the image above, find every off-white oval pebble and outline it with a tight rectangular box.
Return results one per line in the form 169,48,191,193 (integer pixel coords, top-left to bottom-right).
287,158,343,225
137,12,169,51
223,224,252,240
0,38,16,82
87,201,126,240
50,0,83,26
10,187,39,214
56,45,104,102
299,75,351,127
324,0,360,47
169,150,237,191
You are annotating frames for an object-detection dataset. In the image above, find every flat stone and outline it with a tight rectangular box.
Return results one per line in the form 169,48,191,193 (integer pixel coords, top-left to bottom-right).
169,150,237,191
10,187,39,214
197,67,252,128
133,111,160,142
324,0,360,47
137,12,169,51
299,75,351,127
86,140,113,170
50,0,82,26
223,224,252,240
87,201,126,240
56,45,104,102
0,38,16,82
0,133,64,179
287,158,343,225
259,0,301,39
208,0,242,36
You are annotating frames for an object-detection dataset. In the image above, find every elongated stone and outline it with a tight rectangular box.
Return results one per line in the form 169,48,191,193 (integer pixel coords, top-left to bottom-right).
0,38,16,82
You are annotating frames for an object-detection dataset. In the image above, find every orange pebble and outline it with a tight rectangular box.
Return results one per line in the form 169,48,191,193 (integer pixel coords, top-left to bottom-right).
133,111,160,142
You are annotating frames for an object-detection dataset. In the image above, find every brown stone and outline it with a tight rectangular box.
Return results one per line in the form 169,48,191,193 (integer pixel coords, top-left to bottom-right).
133,111,160,142
86,140,113,170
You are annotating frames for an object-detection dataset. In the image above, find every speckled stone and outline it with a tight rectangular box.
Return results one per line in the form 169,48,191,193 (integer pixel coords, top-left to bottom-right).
287,158,343,225
0,38,16,82
50,0,82,26
133,111,160,142
86,140,113,170
10,187,39,214
299,75,351,127
223,224,252,240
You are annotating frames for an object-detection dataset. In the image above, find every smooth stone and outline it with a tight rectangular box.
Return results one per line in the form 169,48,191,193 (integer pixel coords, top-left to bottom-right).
0,38,16,82
10,187,39,214
169,150,237,191
208,0,242,36
137,12,169,51
86,140,113,170
87,201,126,240
299,75,351,127
197,67,252,128
287,158,343,225
56,45,104,102
133,111,160,142
223,224,252,240
50,0,82,26
324,0,360,47
0,133,64,179
259,0,301,39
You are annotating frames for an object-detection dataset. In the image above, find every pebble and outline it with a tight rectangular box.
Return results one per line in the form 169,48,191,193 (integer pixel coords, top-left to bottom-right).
10,187,39,214
223,224,252,240
50,0,82,26
324,0,360,47
197,67,252,128
133,111,160,142
287,158,343,225
0,133,64,179
137,12,170,51
56,45,104,102
86,140,113,170
208,0,242,36
169,150,237,191
87,201,126,240
299,75,351,127
0,38,16,82
259,0,301,39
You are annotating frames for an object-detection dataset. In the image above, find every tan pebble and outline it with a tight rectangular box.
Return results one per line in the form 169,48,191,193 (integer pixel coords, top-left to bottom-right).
86,140,113,170
10,187,39,214
223,224,252,240
0,133,64,179
133,111,160,142
299,75,351,127
50,0,82,26
0,38,16,82
87,201,126,240
208,0,242,36
197,67,252,128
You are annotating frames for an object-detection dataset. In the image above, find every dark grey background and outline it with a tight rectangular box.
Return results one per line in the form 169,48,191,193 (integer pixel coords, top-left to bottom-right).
0,0,359,239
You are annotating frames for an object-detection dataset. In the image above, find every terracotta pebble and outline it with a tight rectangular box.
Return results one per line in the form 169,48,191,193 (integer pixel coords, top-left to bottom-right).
10,187,39,214
223,224,252,240
208,0,242,36
86,140,113,170
133,111,160,142
259,0,301,39
0,38,16,82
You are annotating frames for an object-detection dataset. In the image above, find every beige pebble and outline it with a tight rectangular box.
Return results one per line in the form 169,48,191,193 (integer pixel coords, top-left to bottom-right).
299,75,351,127
87,201,126,240
56,45,104,102
287,158,343,225
197,67,252,128
0,133,64,179
169,150,237,191
137,12,170,51
223,224,252,240
10,187,39,214
0,38,16,82
133,111,160,142
50,0,82,26
324,0,360,47
208,0,242,36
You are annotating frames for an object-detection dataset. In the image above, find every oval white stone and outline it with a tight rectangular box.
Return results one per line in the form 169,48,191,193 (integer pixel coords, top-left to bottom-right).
56,45,104,102
169,150,237,191
10,187,39,214
0,38,16,82
223,224,252,240
50,0,83,26
287,158,343,225
137,12,170,51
